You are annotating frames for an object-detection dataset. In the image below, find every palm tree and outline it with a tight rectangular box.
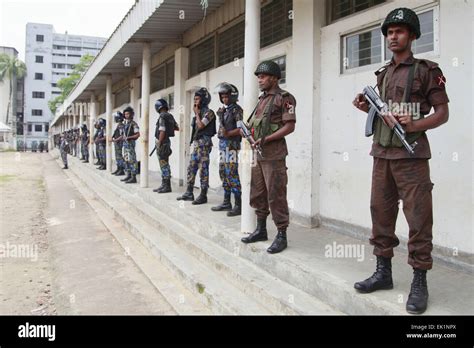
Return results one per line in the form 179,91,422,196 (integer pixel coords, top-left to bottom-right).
0,53,27,126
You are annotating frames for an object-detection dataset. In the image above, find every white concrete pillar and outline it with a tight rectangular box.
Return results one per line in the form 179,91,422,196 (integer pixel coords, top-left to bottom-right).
241,0,260,233
140,42,151,187
174,47,190,186
130,78,140,115
289,0,325,227
106,76,113,172
89,94,97,164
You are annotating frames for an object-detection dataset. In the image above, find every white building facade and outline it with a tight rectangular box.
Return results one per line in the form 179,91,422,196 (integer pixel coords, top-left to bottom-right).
24,23,106,148
50,0,473,268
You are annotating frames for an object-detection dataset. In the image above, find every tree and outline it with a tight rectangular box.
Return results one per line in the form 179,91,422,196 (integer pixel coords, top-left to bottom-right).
49,53,94,114
0,53,27,126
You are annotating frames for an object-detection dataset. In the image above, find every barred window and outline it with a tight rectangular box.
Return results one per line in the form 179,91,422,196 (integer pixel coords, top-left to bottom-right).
218,20,245,67
32,91,45,99
32,109,43,116
35,55,43,63
273,56,287,84
36,35,44,42
166,60,175,87
330,0,385,22
190,37,215,77
114,87,130,108
34,125,42,132
151,66,165,93
343,27,382,70
260,0,293,48
35,73,43,80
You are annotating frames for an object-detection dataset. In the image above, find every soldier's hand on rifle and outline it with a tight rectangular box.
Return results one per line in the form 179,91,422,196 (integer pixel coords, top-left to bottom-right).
252,138,262,149
353,93,369,113
395,112,416,132
193,103,200,116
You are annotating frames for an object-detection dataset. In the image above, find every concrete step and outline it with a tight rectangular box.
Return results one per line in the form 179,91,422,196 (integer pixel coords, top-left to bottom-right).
54,151,474,315
63,159,272,315
65,155,339,315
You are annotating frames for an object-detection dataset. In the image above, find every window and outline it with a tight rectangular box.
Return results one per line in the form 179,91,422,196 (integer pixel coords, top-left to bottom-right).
35,55,43,63
45,124,49,132
36,34,44,42
151,66,166,92
32,109,43,116
34,73,43,80
218,21,245,67
51,83,57,87
35,125,42,132
260,0,293,48
53,53,66,57
53,72,65,76
343,27,382,70
28,124,32,132
53,45,66,50
68,46,81,51
68,54,81,58
273,56,287,84
166,60,175,87
330,0,385,22
52,63,66,69
51,91,61,95
114,87,130,108
342,7,437,73
32,91,45,99
190,37,215,77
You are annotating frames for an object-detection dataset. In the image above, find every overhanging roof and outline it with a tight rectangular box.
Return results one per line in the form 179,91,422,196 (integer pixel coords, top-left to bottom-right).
52,0,226,126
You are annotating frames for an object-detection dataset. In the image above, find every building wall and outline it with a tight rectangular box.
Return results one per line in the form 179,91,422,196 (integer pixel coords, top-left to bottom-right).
319,0,473,254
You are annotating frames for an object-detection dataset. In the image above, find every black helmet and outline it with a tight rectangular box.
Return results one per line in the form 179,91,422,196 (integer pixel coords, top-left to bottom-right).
194,87,211,107
123,106,135,118
382,8,421,39
98,118,106,128
254,60,281,79
215,82,239,104
113,111,124,123
81,123,88,131
155,98,169,113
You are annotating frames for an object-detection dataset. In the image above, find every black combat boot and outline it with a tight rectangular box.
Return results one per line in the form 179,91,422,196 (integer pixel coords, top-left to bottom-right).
211,192,232,211
192,188,208,205
153,178,166,192
94,160,100,165
406,269,429,314
177,184,194,201
121,172,131,182
267,228,288,254
112,167,120,175
125,174,137,184
62,164,68,169
354,256,393,293
98,165,106,170
115,168,125,176
241,218,268,243
227,195,241,217
158,179,172,193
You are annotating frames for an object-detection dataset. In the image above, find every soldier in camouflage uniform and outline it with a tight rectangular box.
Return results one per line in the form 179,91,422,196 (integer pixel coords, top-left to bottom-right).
177,88,216,205
95,118,107,170
352,8,450,314
153,98,179,193
111,111,126,176
59,132,69,169
211,83,243,217
80,124,89,163
121,106,140,184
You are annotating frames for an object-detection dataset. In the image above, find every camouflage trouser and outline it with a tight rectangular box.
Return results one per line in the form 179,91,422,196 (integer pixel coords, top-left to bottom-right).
60,148,68,165
123,140,138,175
114,141,124,169
156,146,171,181
187,140,212,189
218,139,241,197
82,142,89,160
97,143,106,165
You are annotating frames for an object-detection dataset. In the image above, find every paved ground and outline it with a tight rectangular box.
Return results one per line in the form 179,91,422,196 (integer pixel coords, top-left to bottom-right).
0,151,176,315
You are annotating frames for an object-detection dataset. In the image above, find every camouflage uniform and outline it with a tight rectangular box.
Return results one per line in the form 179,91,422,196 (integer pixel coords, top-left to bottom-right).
59,135,69,167
81,129,89,161
186,109,216,189
96,127,106,165
113,123,125,170
155,112,178,180
217,104,242,198
123,119,140,175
